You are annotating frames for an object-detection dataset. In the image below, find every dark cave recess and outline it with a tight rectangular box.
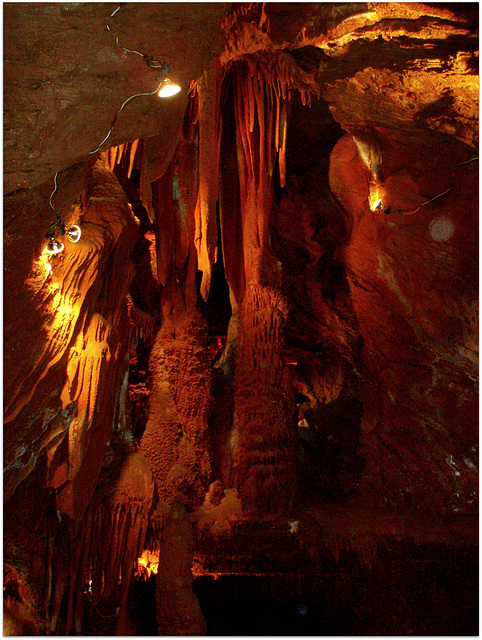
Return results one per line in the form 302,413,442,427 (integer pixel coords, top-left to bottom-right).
123,539,479,636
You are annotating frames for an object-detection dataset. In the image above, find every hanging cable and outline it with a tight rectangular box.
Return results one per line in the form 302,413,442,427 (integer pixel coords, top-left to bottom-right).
400,187,453,215
88,77,167,155
49,171,59,211
46,172,64,237
375,156,479,215
45,171,81,254
89,4,173,154
44,3,179,253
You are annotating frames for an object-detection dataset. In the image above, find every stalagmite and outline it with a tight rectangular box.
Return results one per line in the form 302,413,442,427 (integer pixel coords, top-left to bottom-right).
3,3,479,636
140,309,213,508
141,132,214,509
156,496,207,635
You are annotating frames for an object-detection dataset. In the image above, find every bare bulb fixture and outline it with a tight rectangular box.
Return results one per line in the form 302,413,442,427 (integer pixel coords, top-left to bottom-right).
371,198,391,214
45,238,65,255
158,79,181,98
66,224,81,243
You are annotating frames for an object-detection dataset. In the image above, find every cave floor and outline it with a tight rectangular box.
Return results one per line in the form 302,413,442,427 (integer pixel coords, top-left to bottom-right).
186,502,478,635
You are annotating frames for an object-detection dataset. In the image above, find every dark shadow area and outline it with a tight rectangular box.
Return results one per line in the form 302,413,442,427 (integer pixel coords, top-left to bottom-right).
193,542,478,636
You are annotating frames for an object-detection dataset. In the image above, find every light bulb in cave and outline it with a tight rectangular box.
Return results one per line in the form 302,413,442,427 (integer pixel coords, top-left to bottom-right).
371,198,384,212
45,237,64,255
66,224,81,243
158,79,181,98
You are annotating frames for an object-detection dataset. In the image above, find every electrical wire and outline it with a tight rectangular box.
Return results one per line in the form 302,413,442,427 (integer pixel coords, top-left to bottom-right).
398,156,478,215
88,77,166,155
47,171,64,236
47,3,170,233
88,4,169,154
49,171,59,211
106,4,168,67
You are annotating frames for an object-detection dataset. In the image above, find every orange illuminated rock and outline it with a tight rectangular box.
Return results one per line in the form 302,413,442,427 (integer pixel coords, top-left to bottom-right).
329,130,478,513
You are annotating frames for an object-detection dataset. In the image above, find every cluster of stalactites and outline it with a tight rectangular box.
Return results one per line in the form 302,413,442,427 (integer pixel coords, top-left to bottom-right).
64,500,151,634
230,50,319,191
223,51,319,294
104,139,141,179
103,52,319,307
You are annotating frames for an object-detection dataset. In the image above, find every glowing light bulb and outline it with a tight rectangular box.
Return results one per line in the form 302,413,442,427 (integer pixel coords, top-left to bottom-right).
371,198,383,211
45,238,65,255
158,79,181,98
66,224,81,243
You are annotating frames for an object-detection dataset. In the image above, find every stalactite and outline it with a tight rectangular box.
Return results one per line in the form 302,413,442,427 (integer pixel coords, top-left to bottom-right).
152,161,178,289
151,133,199,314
62,450,155,635
139,100,187,222
116,143,125,166
193,57,224,301
127,138,140,179
126,293,157,344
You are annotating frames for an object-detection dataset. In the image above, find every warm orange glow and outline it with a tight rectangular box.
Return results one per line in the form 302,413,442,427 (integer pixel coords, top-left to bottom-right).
158,79,181,98
38,251,53,276
56,304,73,318
27,253,53,294
369,184,385,211
136,549,159,579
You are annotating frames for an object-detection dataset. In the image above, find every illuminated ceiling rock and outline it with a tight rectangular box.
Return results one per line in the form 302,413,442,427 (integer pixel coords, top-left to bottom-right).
3,2,229,194
221,3,478,148
221,3,476,61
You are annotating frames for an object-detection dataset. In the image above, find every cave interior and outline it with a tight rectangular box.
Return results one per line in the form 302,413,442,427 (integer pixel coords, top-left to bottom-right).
3,2,479,636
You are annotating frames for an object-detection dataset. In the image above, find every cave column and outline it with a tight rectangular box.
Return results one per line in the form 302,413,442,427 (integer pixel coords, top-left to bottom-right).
140,70,224,508
231,60,297,514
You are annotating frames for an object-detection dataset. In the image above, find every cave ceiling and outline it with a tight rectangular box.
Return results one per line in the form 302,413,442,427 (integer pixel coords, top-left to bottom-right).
4,2,478,193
